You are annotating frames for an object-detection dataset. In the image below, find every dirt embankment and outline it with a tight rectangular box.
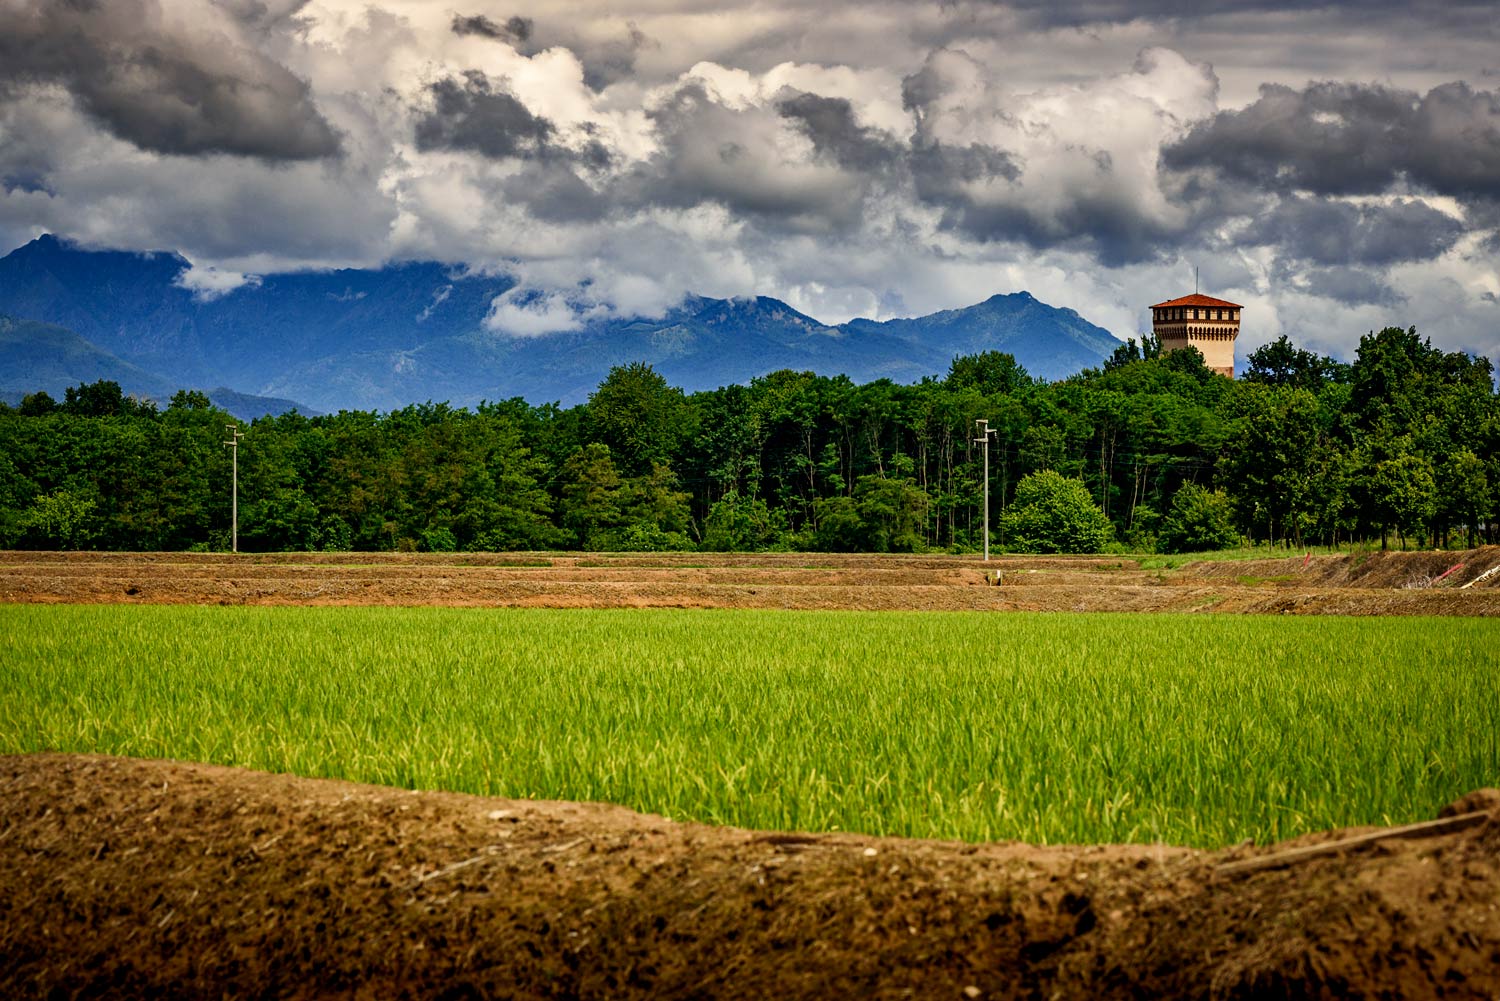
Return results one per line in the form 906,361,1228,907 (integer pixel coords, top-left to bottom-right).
1182,545,1500,590
2,755,1497,1000
2,547,1499,614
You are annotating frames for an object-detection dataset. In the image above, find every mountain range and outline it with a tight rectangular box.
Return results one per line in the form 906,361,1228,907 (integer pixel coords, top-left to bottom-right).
0,234,1123,414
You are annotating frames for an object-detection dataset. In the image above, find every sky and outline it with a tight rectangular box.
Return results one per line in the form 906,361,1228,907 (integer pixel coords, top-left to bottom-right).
1,0,1498,365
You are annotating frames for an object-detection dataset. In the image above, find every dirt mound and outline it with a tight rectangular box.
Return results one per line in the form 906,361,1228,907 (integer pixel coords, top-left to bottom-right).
4,549,1500,614
3,755,1497,1000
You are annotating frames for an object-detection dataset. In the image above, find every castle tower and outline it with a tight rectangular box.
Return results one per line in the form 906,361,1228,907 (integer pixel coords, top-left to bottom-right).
1150,294,1241,378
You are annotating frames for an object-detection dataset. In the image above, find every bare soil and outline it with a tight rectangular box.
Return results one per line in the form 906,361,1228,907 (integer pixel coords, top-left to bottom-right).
3,546,1499,614
3,755,1498,1000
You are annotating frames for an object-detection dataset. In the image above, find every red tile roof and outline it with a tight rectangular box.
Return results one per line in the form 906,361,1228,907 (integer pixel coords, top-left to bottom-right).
1151,293,1242,309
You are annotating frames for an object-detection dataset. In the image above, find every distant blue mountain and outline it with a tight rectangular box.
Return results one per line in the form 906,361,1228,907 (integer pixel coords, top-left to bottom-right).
0,312,178,399
0,313,316,420
0,235,1123,411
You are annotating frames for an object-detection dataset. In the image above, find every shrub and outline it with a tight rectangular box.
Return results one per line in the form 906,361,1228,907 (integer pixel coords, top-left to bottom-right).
999,471,1114,553
1158,483,1240,553
419,526,458,553
702,491,786,551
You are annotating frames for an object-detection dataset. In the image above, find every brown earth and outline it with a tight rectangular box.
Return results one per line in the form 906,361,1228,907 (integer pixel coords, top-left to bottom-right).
3,546,1499,614
3,754,1498,1000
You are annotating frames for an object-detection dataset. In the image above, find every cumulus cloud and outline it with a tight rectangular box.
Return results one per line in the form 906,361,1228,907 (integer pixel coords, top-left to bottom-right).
1,0,1497,364
895,46,1218,264
0,0,339,160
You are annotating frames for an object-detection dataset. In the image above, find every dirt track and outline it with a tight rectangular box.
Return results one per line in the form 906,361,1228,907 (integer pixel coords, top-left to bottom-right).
3,755,1498,1000
3,545,1500,614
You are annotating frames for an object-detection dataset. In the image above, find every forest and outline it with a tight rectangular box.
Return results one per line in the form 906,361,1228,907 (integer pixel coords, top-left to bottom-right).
1,325,1495,554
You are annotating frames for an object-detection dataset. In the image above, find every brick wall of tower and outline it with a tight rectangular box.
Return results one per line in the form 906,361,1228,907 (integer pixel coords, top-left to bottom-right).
1151,304,1240,378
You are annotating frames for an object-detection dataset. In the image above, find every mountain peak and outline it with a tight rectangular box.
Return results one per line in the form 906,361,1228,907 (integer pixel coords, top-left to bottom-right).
0,239,1122,410
12,232,189,269
985,290,1034,305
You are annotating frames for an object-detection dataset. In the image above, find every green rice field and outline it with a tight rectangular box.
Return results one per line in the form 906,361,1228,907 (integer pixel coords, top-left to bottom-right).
2,604,1496,847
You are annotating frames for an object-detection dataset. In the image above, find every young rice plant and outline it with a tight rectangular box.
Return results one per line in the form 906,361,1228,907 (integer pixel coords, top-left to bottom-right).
2,605,1495,847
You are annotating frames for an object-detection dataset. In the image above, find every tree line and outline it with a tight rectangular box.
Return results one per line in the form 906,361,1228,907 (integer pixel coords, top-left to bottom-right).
1,326,1495,554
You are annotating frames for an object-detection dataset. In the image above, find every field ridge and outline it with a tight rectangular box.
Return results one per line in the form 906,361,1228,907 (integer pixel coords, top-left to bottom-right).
3,754,1498,1000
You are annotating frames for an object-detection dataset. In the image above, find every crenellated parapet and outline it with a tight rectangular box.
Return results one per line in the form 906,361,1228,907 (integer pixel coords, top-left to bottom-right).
1150,293,1241,377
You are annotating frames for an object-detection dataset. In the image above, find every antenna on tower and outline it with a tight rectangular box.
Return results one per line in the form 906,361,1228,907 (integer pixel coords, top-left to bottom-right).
1195,265,1199,294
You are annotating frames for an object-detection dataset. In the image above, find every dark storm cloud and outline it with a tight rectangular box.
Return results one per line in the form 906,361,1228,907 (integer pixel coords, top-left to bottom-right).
450,13,533,44
1163,80,1500,200
921,178,1177,267
214,0,314,31
911,143,1019,189
579,23,651,93
0,0,339,160
607,83,872,232
413,72,612,169
684,75,1153,263
500,164,610,223
1271,261,1403,307
414,71,556,159
776,93,897,172
1244,197,1464,267
896,50,1174,264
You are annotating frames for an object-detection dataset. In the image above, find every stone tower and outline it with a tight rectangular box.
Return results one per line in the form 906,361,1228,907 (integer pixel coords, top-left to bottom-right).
1150,294,1241,377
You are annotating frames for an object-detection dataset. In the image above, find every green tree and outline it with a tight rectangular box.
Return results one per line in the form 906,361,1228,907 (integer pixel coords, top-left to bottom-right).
17,488,101,549
1160,344,1212,381
1219,387,1323,546
1436,450,1492,548
852,472,929,552
1103,332,1161,371
702,491,785,551
613,463,695,551
945,351,1034,395
558,443,625,548
999,470,1114,553
17,391,57,416
1158,482,1239,553
62,380,155,418
1244,334,1348,389
587,363,693,477
1368,446,1438,549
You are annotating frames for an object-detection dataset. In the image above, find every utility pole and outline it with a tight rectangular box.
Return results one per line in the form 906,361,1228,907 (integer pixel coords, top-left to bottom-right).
224,424,243,553
973,419,995,561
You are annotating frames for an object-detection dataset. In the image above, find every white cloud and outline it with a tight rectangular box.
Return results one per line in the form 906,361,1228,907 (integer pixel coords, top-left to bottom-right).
172,263,262,301
485,287,596,337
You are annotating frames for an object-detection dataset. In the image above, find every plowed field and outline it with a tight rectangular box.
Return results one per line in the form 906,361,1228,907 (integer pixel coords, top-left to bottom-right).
3,545,1499,614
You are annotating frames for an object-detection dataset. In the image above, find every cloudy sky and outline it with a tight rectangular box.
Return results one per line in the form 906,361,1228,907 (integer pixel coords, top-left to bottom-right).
2,0,1498,364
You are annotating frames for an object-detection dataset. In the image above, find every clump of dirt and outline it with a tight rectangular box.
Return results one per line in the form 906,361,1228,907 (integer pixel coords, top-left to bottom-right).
3,754,1497,1000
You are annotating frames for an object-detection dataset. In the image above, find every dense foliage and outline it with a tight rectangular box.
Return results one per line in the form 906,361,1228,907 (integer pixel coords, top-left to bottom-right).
1,327,1495,553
